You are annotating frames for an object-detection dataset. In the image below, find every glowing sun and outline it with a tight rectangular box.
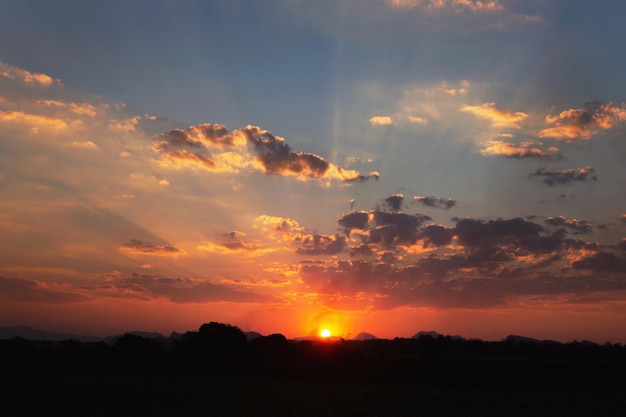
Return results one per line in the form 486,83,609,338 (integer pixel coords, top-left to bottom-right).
320,329,331,338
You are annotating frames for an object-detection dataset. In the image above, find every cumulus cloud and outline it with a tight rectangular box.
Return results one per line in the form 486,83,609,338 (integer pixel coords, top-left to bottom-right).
119,240,186,257
539,102,626,141
369,116,393,126
544,216,592,234
531,166,597,186
480,140,562,159
154,123,378,183
413,195,456,209
297,205,626,310
460,102,528,128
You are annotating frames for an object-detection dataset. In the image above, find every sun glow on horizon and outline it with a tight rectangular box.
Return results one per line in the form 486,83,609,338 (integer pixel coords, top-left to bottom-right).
320,328,331,338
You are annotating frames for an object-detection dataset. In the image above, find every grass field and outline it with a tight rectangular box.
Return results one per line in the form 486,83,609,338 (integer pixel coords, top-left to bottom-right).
3,369,625,416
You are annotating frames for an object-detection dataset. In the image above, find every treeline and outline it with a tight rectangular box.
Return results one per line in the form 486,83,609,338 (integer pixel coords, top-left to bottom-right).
2,322,626,390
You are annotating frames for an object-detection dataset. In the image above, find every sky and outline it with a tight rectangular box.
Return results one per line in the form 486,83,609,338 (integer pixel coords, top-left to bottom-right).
1,0,626,343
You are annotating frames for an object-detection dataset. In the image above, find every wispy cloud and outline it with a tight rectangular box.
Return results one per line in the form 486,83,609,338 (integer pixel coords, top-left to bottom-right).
531,166,597,186
369,116,393,126
480,140,562,159
460,102,528,129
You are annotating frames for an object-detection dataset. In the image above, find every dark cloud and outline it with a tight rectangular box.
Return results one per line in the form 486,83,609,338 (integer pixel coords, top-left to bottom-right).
0,276,91,304
572,251,626,274
417,224,455,247
295,199,626,310
413,195,457,210
454,217,545,251
295,234,346,255
384,194,404,211
154,124,233,151
531,166,597,186
370,210,431,245
119,239,186,256
239,125,378,182
337,211,369,230
153,129,207,152
162,149,216,170
544,216,592,234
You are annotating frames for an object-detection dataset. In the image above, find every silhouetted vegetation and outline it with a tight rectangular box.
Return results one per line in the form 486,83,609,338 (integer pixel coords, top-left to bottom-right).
2,324,626,415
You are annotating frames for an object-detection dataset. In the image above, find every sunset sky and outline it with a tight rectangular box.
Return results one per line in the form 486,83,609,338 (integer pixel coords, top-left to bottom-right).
1,0,626,343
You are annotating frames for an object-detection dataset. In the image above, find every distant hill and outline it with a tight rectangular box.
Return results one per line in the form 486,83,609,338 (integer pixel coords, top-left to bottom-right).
0,326,100,342
412,330,465,341
103,331,166,345
352,332,378,340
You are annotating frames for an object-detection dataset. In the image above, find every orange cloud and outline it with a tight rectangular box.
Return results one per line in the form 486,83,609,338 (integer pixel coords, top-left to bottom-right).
369,116,393,126
460,102,528,128
539,102,626,141
408,115,428,125
0,110,68,130
480,140,562,159
0,61,60,87
34,99,97,117
119,240,186,257
154,123,379,183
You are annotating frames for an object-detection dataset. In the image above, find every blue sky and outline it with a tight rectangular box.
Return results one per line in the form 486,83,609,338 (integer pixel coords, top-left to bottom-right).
1,0,626,341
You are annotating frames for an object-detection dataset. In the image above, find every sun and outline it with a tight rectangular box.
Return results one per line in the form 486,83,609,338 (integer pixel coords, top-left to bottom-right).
320,328,331,338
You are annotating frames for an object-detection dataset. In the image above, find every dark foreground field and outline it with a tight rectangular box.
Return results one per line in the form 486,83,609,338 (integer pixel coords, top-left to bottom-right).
3,369,626,417
3,323,626,416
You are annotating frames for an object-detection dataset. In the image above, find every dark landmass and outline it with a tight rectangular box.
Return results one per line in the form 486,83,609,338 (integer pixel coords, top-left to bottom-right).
2,322,625,416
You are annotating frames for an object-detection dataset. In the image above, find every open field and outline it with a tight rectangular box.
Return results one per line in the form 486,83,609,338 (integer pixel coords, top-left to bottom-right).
3,369,626,417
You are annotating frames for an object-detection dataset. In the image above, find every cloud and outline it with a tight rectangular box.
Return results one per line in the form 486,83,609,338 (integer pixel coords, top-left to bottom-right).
337,211,370,230
384,194,405,211
295,234,347,255
413,195,456,209
544,216,592,235
0,276,90,303
408,115,428,125
531,166,597,186
0,110,69,130
460,102,528,128
572,251,626,274
0,61,60,87
369,116,393,126
297,205,626,310
386,0,503,13
119,240,186,257
94,272,278,304
480,140,562,159
539,102,626,141
369,210,432,246
154,123,378,183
